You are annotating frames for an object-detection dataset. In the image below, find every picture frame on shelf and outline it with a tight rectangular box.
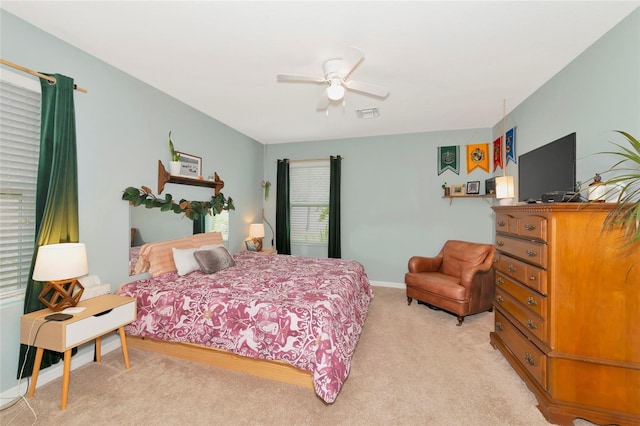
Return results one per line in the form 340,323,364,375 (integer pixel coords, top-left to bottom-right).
466,181,480,195
177,152,202,178
451,184,465,196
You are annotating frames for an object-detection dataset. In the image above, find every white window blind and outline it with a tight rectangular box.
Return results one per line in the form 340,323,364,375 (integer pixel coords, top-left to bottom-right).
205,209,229,241
290,161,329,245
0,75,41,296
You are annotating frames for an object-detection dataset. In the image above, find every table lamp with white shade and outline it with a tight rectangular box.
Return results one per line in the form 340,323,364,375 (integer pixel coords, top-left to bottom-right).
248,223,265,252
32,243,88,312
495,176,515,205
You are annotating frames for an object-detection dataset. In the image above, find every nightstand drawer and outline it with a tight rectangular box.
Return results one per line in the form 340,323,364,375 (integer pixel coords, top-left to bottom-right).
65,301,135,348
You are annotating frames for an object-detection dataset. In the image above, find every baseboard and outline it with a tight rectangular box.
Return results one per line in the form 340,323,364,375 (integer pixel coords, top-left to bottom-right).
370,281,405,289
0,332,122,407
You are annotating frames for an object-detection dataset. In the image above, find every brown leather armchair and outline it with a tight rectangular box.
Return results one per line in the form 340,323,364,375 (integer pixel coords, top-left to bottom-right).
405,240,496,326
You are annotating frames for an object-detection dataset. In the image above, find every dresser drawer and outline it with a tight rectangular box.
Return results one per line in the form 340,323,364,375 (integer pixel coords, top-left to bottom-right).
495,272,546,318
494,310,547,390
495,235,547,268
495,213,515,235
495,288,546,342
494,254,548,295
517,215,547,242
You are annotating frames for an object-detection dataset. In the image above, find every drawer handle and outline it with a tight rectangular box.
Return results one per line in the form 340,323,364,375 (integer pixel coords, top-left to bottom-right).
497,220,506,227
524,223,536,231
497,241,504,247
496,277,504,285
526,297,537,306
526,249,537,257
528,275,537,281
507,265,516,273
524,352,537,366
496,295,503,303
526,319,538,329
496,322,503,331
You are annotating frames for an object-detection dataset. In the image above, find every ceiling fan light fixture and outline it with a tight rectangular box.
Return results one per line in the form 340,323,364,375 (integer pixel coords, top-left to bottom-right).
327,82,345,101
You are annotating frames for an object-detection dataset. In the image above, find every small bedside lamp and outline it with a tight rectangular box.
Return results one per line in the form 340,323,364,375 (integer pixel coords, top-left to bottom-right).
248,223,265,252
33,243,88,312
496,176,515,205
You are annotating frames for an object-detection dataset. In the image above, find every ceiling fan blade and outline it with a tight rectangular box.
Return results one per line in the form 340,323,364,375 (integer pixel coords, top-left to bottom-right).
344,80,390,98
277,74,326,83
338,47,365,78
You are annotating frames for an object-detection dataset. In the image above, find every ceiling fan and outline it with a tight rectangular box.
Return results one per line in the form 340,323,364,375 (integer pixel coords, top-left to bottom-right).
277,47,390,111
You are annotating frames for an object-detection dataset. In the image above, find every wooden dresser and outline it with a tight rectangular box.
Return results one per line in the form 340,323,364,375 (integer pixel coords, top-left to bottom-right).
490,203,639,426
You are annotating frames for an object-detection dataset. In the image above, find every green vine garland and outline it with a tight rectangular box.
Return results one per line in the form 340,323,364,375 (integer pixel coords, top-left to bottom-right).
122,186,234,220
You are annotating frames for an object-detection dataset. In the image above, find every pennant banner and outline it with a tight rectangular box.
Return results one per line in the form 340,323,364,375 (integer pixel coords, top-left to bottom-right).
506,127,517,165
467,143,490,173
493,136,503,172
437,145,459,175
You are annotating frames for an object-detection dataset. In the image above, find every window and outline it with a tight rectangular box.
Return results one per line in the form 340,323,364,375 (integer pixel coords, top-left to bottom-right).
205,209,229,241
290,160,329,245
0,71,41,297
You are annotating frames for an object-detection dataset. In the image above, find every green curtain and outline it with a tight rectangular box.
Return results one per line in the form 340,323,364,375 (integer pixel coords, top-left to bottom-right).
328,156,342,258
275,159,291,255
17,74,80,379
192,215,205,234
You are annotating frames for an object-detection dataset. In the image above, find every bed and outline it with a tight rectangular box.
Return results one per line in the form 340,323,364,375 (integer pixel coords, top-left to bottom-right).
117,232,373,403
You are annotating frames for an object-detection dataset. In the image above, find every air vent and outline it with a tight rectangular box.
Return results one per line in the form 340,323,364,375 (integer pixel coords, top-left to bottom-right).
356,108,379,119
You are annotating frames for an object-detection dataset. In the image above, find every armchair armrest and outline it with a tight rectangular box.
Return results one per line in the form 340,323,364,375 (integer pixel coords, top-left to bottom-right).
408,255,443,273
459,246,496,288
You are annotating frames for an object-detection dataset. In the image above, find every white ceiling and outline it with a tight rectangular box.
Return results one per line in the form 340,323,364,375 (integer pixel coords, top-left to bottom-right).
2,1,638,144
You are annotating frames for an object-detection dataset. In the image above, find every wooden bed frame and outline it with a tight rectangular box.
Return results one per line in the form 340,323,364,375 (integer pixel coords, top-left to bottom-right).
127,335,314,389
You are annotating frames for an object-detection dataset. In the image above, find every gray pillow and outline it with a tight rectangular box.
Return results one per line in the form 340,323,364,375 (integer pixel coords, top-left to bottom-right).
193,247,236,274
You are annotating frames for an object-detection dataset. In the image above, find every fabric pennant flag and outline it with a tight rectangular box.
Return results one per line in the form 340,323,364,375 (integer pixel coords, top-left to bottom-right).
467,143,490,173
493,136,503,172
506,127,517,164
437,145,459,175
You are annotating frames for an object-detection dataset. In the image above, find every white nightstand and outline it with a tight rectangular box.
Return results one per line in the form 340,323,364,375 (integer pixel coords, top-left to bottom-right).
20,294,136,409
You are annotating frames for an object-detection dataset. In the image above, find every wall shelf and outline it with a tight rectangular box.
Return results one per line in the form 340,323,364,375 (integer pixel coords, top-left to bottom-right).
443,194,495,205
157,160,224,196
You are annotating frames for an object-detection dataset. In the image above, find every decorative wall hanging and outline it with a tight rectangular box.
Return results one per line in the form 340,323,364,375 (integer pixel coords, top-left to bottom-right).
437,145,460,175
493,136,503,172
122,186,234,220
506,127,517,164
466,143,490,173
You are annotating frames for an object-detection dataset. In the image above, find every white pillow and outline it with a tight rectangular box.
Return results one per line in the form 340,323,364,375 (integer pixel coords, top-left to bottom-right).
172,247,201,276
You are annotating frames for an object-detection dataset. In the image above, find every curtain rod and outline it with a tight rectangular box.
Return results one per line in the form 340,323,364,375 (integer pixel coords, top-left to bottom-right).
276,156,344,163
0,58,88,93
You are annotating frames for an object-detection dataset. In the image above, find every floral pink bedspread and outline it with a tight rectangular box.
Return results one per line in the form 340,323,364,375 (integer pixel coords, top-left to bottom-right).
117,251,372,403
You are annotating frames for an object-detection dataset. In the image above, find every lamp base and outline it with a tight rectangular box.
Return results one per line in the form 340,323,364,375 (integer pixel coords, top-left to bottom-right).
38,278,85,312
251,238,263,252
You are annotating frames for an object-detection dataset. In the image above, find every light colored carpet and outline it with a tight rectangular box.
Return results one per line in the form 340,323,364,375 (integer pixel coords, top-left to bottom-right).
1,287,594,425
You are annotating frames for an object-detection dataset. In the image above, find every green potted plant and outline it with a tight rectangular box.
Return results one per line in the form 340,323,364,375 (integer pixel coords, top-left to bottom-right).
598,130,640,245
168,131,181,175
442,182,450,197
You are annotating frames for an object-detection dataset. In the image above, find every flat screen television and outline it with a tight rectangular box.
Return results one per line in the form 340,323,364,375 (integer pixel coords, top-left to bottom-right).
518,132,576,202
